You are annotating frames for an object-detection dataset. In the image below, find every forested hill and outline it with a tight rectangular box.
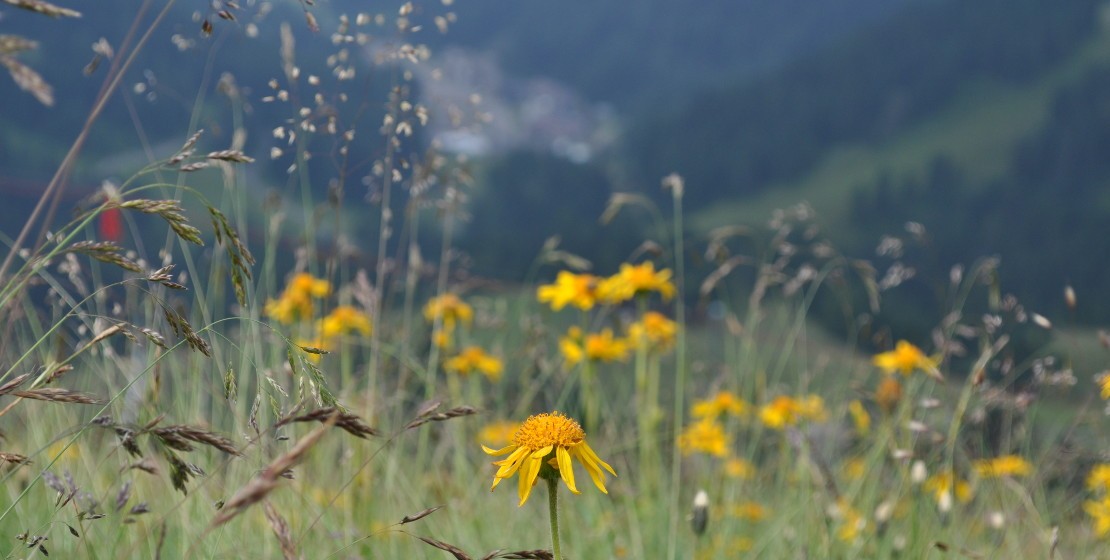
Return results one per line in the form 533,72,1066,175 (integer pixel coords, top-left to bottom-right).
627,0,1105,211
434,0,925,108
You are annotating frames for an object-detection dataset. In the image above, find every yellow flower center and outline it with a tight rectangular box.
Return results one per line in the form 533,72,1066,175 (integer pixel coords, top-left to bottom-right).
512,412,585,450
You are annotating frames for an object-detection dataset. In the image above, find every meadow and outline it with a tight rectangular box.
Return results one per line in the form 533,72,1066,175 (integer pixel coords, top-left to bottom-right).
3,1,1110,559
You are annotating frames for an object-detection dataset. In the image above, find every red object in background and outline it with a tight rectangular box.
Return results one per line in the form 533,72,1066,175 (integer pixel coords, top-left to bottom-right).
99,207,123,242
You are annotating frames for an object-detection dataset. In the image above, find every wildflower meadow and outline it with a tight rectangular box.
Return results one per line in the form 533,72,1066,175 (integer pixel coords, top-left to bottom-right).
2,1,1110,559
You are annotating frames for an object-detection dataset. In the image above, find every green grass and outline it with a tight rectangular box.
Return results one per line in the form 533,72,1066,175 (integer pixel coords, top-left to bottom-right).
6,5,1110,560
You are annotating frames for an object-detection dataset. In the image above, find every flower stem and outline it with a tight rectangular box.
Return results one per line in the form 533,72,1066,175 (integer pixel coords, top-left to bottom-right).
547,477,563,560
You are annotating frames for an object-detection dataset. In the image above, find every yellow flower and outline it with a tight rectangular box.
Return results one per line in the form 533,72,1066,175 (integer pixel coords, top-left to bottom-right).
423,293,473,330
46,440,80,464
265,273,332,324
798,395,827,421
759,394,825,429
831,498,865,542
444,346,504,381
676,418,730,457
433,329,452,349
584,328,631,363
478,421,520,448
483,411,616,506
848,400,870,436
1088,464,1110,493
1098,372,1110,400
730,501,768,522
1086,496,1110,537
724,457,755,479
843,457,867,481
596,262,676,303
973,455,1032,479
924,472,973,507
291,272,332,298
627,311,678,352
872,340,942,380
692,391,748,419
537,271,599,311
319,305,372,338
559,327,585,367
875,377,903,415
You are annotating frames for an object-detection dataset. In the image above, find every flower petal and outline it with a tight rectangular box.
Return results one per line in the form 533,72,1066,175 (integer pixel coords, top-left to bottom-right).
572,447,608,494
482,444,516,456
578,441,617,476
557,446,579,494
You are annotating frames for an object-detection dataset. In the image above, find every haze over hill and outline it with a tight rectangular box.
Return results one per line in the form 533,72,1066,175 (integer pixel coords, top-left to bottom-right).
5,0,1110,330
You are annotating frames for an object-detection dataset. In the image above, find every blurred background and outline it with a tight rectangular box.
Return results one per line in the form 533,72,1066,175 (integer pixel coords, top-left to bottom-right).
3,0,1108,339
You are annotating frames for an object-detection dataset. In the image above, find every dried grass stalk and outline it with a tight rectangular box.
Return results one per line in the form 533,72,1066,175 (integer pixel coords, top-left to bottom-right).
404,405,479,430
210,418,333,527
275,407,378,439
3,0,81,18
415,536,471,560
153,425,241,456
0,54,53,106
0,373,30,395
263,501,298,560
13,388,106,404
0,452,31,466
399,505,443,525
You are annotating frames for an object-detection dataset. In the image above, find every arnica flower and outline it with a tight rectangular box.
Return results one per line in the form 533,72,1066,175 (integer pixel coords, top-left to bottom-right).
874,377,903,415
830,498,865,542
477,421,520,448
1088,464,1110,493
627,311,678,352
924,472,973,510
692,391,748,419
536,271,599,311
872,340,943,381
596,261,676,304
724,457,755,479
848,400,871,436
759,395,826,430
423,293,473,330
559,326,585,367
584,329,631,362
561,327,632,366
483,411,616,507
973,455,1032,479
843,457,867,480
730,501,768,522
444,346,504,381
319,305,372,339
1098,372,1110,400
1085,496,1110,537
265,272,332,324
676,418,730,457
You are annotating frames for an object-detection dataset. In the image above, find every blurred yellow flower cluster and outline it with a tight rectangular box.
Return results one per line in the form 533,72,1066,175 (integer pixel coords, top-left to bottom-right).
758,394,827,430
445,346,503,382
676,417,731,457
266,272,372,359
973,455,1031,479
424,293,473,349
627,311,678,352
536,261,676,313
691,391,748,419
1086,464,1110,536
872,340,942,381
265,272,331,324
923,471,973,511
